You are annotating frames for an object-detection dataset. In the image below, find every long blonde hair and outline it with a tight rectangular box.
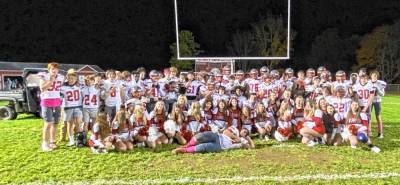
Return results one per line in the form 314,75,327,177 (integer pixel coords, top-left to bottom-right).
189,101,202,121
255,102,266,118
304,100,317,119
170,104,185,125
96,112,111,139
115,106,127,132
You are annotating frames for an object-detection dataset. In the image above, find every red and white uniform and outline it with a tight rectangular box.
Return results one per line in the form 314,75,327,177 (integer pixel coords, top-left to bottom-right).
200,109,213,132
259,82,277,99
81,85,100,109
343,113,369,139
228,108,241,130
347,113,369,134
254,113,274,129
61,84,82,108
130,115,148,137
303,110,325,135
352,82,375,107
103,80,122,107
241,115,254,132
211,109,228,133
327,96,352,120
275,119,294,141
246,78,261,94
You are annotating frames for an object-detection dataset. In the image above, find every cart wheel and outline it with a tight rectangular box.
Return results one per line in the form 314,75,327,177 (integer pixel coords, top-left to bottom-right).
0,106,17,120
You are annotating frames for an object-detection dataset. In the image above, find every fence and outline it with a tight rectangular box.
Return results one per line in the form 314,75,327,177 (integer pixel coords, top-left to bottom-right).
386,84,400,94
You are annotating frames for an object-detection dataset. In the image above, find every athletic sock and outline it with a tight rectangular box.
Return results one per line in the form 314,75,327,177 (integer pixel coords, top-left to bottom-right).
184,146,196,153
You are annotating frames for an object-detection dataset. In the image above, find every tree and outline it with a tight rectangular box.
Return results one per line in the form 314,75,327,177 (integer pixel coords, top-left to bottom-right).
375,20,400,84
169,30,201,71
251,15,296,69
307,28,360,71
355,25,390,69
226,30,257,70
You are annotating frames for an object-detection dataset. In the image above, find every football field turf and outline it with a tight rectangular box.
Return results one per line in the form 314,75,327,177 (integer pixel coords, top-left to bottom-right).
1,96,400,184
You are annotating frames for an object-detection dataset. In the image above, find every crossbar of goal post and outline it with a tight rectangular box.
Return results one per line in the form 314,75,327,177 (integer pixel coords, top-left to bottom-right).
174,0,291,60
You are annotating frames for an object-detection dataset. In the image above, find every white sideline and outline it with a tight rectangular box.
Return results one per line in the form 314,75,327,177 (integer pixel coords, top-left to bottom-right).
21,172,400,185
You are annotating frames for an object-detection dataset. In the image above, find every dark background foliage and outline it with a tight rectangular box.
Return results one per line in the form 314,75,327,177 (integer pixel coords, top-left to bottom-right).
0,0,399,71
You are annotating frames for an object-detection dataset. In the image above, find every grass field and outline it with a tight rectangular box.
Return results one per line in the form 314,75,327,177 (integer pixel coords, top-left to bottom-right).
1,96,400,184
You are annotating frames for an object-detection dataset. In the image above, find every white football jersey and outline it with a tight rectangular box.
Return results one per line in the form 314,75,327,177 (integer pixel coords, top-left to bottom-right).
352,82,374,107
246,78,261,94
40,73,64,99
259,82,277,98
103,80,122,107
61,84,82,108
81,85,100,109
327,96,352,118
186,80,204,97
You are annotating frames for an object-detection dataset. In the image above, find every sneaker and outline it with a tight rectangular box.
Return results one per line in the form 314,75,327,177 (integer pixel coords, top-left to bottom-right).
91,147,100,154
264,135,270,141
377,134,384,139
136,142,145,147
371,146,381,153
101,148,108,153
42,143,53,152
307,140,317,147
67,140,75,147
350,145,357,149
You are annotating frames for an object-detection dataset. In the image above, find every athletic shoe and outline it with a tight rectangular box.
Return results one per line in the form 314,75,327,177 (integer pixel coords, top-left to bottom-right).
377,134,384,139
264,135,270,141
91,147,100,154
42,143,53,152
350,145,357,149
371,146,381,153
307,140,317,147
136,142,146,147
67,140,75,147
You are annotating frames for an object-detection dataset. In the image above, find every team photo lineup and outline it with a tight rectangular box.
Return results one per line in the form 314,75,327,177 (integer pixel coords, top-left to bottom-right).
39,61,386,154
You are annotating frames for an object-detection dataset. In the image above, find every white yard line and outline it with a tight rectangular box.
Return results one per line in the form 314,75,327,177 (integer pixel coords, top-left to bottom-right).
21,172,400,185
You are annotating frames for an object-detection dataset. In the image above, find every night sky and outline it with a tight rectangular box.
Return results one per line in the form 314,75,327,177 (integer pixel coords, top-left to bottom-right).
0,0,399,71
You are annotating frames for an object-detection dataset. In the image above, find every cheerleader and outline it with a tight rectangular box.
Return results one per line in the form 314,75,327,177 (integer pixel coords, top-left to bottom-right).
211,101,229,133
275,108,294,142
299,100,325,147
240,106,254,133
111,105,134,151
200,99,213,132
343,101,380,152
129,103,148,146
187,101,203,135
293,96,305,135
227,97,241,130
88,112,115,154
164,104,187,145
254,103,274,141
146,101,169,149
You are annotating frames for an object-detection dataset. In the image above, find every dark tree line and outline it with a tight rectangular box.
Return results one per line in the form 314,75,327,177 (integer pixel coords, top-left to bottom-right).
0,0,399,71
